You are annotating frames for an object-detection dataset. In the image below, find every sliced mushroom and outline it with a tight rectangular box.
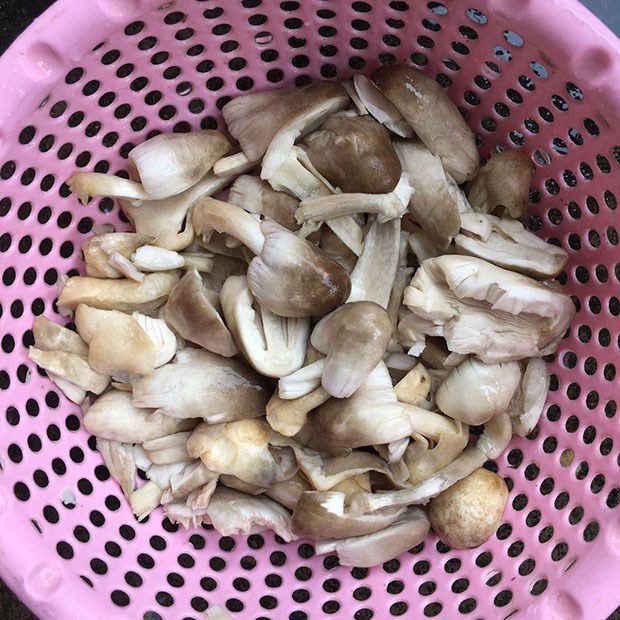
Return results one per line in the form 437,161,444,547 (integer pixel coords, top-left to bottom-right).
58,271,180,315
97,438,136,498
75,305,176,381
509,357,550,437
315,507,430,567
143,432,192,465
163,268,238,357
435,358,522,425
162,461,218,503
220,275,309,377
82,232,153,279
467,149,532,218
311,301,392,398
403,255,575,362
371,65,478,184
291,490,405,540
266,472,312,510
352,74,415,138
455,212,569,278
428,468,509,549
311,362,413,448
193,199,351,317
187,419,278,487
228,174,299,231
33,316,89,358
393,139,461,249
133,348,272,421
205,487,296,541
302,114,402,193
84,390,196,443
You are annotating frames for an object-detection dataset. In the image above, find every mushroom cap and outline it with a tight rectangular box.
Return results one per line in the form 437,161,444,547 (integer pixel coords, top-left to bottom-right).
266,472,311,510
303,115,401,193
371,65,478,184
164,268,238,357
467,149,532,219
248,220,351,318
435,358,522,425
509,357,550,437
33,316,89,358
311,301,392,398
428,467,509,549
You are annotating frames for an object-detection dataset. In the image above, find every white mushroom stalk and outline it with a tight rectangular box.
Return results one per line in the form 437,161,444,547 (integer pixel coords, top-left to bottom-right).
67,172,150,204
132,348,272,421
162,461,218,503
82,232,153,279
266,388,329,437
130,481,164,522
455,212,569,279
97,438,136,498
315,507,430,567
213,151,254,177
130,246,186,272
277,358,325,400
220,275,310,377
509,357,550,437
348,413,512,515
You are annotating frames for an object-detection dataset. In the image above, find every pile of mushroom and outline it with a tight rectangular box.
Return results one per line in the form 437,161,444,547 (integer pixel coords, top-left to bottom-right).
31,65,573,566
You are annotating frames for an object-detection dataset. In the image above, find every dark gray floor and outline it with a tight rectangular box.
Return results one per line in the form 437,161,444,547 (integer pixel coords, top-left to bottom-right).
0,0,617,618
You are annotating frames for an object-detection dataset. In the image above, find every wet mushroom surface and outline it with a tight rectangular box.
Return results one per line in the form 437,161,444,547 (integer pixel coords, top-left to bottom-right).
30,64,576,568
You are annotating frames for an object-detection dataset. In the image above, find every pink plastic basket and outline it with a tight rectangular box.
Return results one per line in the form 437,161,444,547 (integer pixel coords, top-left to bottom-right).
0,1,618,619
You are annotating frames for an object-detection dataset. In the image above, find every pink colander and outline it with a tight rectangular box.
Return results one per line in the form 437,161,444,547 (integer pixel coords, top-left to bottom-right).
0,0,618,618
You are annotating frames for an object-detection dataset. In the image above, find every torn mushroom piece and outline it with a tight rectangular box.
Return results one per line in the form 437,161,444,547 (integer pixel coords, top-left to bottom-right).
352,74,415,138
130,246,187,272
83,389,197,443
228,175,300,231
193,199,351,317
509,357,550,437
163,268,238,357
220,275,309,377
267,386,329,437
277,358,324,400
82,232,153,279
187,419,278,488
467,149,532,219
455,212,569,279
435,357,522,425
142,432,192,465
130,481,164,522
161,461,218,503
58,271,180,315
403,255,576,362
302,114,402,194
133,348,272,422
75,305,176,382
67,172,149,204
97,438,136,498
371,65,479,184
311,301,392,398
394,139,461,249
394,363,431,407
32,316,89,358
266,472,312,510
315,507,430,567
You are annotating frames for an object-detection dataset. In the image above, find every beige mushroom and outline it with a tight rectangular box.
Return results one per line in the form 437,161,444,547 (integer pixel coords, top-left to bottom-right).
33,316,89,358
82,232,153,279
97,438,136,498
67,172,149,204
266,387,330,437
277,357,325,400
58,271,180,315
311,301,392,398
467,149,532,219
418,337,468,370
428,468,509,549
265,472,312,510
509,357,550,437
133,348,272,421
162,461,218,503
142,432,192,465
163,268,238,357
395,363,431,406
371,65,478,183
129,481,164,521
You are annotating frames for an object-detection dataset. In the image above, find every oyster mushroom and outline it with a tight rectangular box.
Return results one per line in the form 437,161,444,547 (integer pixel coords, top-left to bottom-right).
435,357,522,425
311,301,392,398
204,487,296,541
130,481,164,521
58,271,180,315
395,363,431,406
163,502,209,529
193,199,351,317
455,212,569,279
277,357,325,400
206,605,236,620
82,232,153,279
133,348,272,421
393,139,461,249
130,246,187,272
187,419,278,487
163,268,238,357
266,472,312,510
220,275,310,377
266,387,330,437
403,255,575,362
32,316,89,358
84,390,196,443
315,507,430,567
75,305,176,381
428,468,509,549
203,253,248,292
509,357,550,437
467,149,532,218
371,65,479,183
162,461,218,503
67,172,149,204
352,74,415,138
302,114,402,193
319,227,358,273
143,432,192,465
291,490,405,540
97,438,136,497
228,174,300,231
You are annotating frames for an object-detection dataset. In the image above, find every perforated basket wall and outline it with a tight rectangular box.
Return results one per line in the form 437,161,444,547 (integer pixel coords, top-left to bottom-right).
0,0,618,619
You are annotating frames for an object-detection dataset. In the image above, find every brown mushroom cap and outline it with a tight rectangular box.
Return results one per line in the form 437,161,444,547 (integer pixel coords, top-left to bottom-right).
371,65,478,184
303,115,401,193
428,467,509,549
164,268,238,357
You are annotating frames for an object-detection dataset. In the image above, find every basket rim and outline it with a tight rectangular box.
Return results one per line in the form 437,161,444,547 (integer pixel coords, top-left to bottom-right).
0,0,618,618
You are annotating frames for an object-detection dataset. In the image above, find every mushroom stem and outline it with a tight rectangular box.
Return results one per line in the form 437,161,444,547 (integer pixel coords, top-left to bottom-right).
278,358,325,399
129,481,163,522
266,387,331,436
67,172,149,204
213,152,255,177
